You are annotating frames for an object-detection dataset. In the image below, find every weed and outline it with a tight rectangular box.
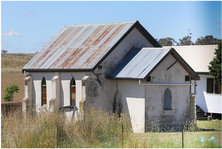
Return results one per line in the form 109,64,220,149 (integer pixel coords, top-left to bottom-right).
1,107,131,148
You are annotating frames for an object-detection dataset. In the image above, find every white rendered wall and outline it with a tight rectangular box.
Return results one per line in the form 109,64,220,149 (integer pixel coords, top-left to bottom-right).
145,54,191,129
29,72,89,114
102,27,153,75
116,80,145,133
85,27,153,112
84,27,153,132
60,72,89,117
30,72,55,112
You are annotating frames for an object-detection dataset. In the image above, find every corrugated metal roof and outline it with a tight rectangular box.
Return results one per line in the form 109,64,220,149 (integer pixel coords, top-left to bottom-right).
164,45,217,73
23,21,138,71
107,47,171,79
204,92,222,114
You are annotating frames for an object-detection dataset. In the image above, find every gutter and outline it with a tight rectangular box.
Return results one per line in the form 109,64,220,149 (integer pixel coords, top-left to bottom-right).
138,80,197,96
22,68,92,73
196,72,210,75
138,80,196,86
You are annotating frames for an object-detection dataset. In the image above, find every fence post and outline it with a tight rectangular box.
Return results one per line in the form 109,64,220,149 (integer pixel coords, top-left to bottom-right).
182,123,184,148
55,127,57,148
122,124,124,148
187,121,188,130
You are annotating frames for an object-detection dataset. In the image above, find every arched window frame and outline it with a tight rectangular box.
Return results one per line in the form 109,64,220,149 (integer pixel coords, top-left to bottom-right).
41,77,47,106
164,88,172,110
70,77,76,106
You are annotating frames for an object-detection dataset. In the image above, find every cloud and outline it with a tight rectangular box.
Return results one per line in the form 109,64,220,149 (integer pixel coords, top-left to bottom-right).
22,11,35,18
1,29,21,37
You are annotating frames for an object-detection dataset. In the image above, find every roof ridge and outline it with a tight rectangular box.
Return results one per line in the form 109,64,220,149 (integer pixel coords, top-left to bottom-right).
65,20,138,27
163,45,217,48
141,47,171,50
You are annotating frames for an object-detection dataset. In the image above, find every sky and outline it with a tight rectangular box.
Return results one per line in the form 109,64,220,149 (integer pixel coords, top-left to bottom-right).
1,1,221,53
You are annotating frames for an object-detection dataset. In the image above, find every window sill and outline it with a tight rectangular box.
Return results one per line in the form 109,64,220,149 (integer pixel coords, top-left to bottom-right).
60,105,76,110
164,109,172,110
41,105,47,109
59,106,77,111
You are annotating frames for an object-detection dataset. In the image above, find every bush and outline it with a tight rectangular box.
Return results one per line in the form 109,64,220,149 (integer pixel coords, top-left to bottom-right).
3,84,19,102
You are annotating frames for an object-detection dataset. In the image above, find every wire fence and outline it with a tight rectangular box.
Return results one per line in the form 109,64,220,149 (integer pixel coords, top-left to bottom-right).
145,120,198,132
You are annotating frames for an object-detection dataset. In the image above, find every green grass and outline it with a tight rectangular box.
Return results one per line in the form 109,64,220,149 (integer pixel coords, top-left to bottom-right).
197,120,222,130
127,131,221,148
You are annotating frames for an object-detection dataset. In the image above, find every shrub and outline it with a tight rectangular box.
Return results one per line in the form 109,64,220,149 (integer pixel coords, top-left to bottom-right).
3,84,19,102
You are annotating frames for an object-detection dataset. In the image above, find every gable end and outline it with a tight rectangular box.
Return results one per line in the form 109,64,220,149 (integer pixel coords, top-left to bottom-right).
170,48,200,80
135,21,161,48
92,21,162,72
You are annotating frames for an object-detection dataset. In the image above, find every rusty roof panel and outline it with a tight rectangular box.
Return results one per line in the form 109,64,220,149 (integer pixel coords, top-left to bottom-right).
23,21,137,71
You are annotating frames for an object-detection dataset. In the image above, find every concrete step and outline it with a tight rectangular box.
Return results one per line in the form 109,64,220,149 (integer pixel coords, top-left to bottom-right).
196,105,208,120
197,117,208,120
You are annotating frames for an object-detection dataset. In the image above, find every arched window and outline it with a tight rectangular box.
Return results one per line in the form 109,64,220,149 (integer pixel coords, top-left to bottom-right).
70,77,76,106
42,77,47,106
164,88,172,110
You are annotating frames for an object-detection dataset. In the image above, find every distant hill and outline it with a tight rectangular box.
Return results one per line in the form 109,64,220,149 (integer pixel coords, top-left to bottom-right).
1,53,35,102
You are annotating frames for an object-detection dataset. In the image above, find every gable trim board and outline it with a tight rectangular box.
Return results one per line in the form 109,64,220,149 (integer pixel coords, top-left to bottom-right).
22,21,161,73
107,47,200,80
196,72,210,75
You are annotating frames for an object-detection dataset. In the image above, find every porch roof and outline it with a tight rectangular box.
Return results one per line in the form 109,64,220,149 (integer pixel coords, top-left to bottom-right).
107,47,200,80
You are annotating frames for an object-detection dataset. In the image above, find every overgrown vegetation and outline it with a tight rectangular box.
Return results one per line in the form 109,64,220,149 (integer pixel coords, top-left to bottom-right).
3,84,20,102
1,107,131,148
1,107,221,148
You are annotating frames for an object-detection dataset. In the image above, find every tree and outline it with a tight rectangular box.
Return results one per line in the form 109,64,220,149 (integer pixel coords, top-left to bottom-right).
3,85,20,102
1,49,8,53
208,40,221,85
195,35,219,45
178,36,194,46
157,37,178,46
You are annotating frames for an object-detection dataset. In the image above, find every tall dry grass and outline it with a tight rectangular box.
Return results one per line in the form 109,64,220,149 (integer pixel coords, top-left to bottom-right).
2,107,220,148
1,107,131,148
